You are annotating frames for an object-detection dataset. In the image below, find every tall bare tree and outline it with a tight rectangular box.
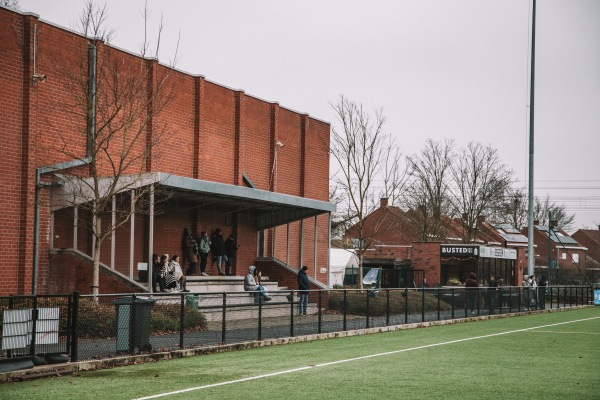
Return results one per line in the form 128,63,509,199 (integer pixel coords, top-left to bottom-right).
329,95,404,288
49,1,176,295
534,194,575,231
403,139,454,241
493,187,528,229
491,189,575,231
0,0,19,10
450,142,513,242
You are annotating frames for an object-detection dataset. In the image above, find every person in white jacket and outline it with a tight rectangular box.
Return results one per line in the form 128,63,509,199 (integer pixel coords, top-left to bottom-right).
169,255,189,292
243,265,270,302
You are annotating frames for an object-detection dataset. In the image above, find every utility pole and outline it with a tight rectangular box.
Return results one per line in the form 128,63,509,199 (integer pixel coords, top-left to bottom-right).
547,211,552,285
527,0,537,277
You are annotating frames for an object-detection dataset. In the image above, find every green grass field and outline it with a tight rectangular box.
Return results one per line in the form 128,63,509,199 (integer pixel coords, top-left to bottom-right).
3,307,599,399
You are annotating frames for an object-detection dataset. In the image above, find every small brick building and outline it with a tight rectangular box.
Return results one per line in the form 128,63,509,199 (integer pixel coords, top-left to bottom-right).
0,7,334,295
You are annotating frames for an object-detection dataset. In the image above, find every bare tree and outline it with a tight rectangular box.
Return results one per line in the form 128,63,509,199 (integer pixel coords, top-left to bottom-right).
450,142,513,242
379,135,407,206
0,0,19,10
49,1,176,295
329,95,402,288
403,139,455,241
493,187,528,229
534,194,575,231
492,189,575,231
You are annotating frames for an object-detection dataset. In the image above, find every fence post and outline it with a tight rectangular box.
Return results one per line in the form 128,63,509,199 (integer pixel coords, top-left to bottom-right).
221,293,227,344
290,290,294,338
385,289,390,327
404,287,408,324
30,295,38,356
258,294,263,341
451,288,455,320
70,291,80,362
437,287,441,321
366,289,370,329
343,290,347,331
508,286,512,313
421,287,425,322
318,290,322,334
179,293,185,349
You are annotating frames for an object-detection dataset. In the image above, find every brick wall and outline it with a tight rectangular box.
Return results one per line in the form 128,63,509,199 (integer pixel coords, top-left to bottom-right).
0,8,331,295
411,242,441,285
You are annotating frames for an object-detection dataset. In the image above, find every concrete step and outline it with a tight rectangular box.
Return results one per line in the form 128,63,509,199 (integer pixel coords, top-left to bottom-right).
195,291,294,306
199,302,318,321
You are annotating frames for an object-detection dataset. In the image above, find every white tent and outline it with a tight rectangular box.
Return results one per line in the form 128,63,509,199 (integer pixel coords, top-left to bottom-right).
329,248,359,288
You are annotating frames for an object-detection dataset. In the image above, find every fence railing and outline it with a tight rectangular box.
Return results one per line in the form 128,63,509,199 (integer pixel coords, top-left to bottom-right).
0,286,593,364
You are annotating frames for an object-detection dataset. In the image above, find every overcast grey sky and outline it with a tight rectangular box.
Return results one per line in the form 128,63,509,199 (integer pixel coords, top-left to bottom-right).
17,0,600,230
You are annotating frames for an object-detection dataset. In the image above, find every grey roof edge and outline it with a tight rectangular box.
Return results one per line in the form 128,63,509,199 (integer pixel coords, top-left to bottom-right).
157,173,336,213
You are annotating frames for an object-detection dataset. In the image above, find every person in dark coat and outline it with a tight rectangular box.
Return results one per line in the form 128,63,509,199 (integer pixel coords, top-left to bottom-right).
538,275,548,309
487,275,498,314
297,266,310,316
210,228,226,275
152,253,166,292
182,228,199,275
465,272,478,315
224,234,239,276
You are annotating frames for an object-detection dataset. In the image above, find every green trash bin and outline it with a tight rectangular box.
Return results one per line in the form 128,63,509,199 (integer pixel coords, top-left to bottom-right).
186,294,199,311
114,296,156,353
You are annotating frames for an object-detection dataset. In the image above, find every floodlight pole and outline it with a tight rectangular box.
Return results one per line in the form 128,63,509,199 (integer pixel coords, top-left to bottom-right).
527,0,537,278
547,211,552,285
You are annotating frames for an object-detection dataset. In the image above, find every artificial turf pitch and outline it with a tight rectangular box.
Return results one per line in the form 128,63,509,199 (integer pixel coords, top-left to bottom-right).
3,307,598,400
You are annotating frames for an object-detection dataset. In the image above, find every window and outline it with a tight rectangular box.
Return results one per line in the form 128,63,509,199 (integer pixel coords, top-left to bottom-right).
561,252,567,260
573,253,579,263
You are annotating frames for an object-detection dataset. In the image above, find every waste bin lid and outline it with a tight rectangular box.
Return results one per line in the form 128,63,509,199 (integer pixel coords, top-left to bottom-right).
114,296,156,304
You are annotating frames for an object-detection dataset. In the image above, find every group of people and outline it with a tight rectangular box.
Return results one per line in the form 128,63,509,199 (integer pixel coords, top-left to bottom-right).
523,274,548,309
151,253,189,293
243,264,311,315
182,228,239,277
464,272,549,314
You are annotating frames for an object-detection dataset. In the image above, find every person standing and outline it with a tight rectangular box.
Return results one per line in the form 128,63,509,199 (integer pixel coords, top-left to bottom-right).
182,228,199,276
198,231,210,276
530,274,538,309
465,272,478,316
297,266,310,316
224,234,239,276
538,275,548,309
211,228,226,276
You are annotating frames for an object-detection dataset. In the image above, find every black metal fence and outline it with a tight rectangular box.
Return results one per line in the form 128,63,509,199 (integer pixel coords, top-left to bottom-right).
0,286,594,364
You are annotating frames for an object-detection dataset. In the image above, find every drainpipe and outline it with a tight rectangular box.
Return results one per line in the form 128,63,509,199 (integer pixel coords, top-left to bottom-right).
31,44,96,295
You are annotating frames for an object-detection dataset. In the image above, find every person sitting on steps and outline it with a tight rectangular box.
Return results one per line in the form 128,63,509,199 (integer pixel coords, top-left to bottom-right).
243,265,271,303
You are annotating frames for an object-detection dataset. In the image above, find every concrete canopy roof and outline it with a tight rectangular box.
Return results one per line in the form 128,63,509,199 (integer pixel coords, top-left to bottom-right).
51,172,336,230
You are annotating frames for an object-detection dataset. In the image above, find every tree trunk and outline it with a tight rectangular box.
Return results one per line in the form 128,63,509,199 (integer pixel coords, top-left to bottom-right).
92,216,102,296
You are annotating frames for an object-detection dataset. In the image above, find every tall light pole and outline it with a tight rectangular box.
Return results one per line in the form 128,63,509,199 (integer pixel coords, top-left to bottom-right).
527,0,537,277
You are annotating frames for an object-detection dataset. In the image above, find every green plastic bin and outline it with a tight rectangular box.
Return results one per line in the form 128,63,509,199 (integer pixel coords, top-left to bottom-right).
114,296,156,353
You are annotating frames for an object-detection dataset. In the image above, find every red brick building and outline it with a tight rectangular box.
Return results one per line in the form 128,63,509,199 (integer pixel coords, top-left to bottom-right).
572,228,600,266
521,223,587,269
342,199,527,287
0,8,334,295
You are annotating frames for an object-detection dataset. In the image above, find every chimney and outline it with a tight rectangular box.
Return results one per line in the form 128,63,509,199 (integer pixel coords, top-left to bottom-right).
533,220,539,225
380,198,388,208
550,220,558,228
477,215,485,224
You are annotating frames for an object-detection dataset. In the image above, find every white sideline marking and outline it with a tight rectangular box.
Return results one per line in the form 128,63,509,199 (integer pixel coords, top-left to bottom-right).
530,330,600,335
134,316,600,400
